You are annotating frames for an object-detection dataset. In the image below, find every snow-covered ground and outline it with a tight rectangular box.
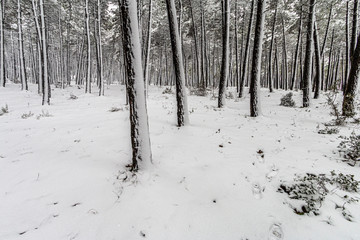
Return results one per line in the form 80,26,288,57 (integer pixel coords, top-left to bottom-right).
0,84,359,240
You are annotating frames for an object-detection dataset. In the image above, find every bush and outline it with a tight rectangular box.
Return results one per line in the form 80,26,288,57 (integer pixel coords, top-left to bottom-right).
36,110,53,120
69,93,78,100
338,132,360,166
325,93,345,126
278,172,359,218
318,126,339,135
280,93,295,107
21,112,34,119
0,104,8,116
190,87,207,96
162,87,174,94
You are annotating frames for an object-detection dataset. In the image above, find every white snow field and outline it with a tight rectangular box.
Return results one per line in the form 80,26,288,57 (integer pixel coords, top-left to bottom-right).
1,84,360,240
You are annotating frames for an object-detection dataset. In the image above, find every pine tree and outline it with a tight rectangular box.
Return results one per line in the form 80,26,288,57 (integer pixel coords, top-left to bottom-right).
121,0,152,171
249,0,266,117
165,0,189,126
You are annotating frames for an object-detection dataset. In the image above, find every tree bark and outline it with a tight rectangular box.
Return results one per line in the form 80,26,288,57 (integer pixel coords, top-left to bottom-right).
239,0,254,98
302,0,315,107
121,0,152,171
218,0,230,108
250,0,266,117
165,0,189,126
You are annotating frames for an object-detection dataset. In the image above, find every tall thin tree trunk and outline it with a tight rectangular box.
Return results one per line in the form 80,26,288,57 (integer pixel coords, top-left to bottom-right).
350,0,358,59
268,0,277,93
239,0,254,98
143,0,152,96
302,0,315,107
98,0,104,96
40,0,49,104
313,21,321,99
343,33,360,117
18,0,27,91
250,0,266,117
165,0,189,126
0,0,4,87
85,0,91,93
218,0,230,108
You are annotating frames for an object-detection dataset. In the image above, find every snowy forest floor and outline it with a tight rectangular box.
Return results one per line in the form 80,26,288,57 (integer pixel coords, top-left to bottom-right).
1,84,360,240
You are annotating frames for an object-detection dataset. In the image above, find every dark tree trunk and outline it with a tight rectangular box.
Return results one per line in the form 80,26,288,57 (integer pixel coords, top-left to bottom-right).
218,0,230,108
165,0,189,126
343,33,360,117
250,0,266,117
302,0,315,107
239,0,254,98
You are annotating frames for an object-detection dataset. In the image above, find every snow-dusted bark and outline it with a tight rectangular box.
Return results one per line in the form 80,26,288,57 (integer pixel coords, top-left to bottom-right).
290,1,302,90
350,0,358,59
85,0,91,94
165,0,189,126
268,0,277,93
218,0,230,108
343,33,360,117
121,0,152,171
313,21,321,99
17,0,28,91
239,0,254,98
40,0,50,105
250,0,266,117
143,0,152,96
302,0,315,108
98,0,104,96
0,0,4,87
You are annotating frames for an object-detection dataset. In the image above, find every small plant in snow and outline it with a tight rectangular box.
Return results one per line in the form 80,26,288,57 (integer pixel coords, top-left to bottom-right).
109,107,124,112
162,87,174,94
21,112,34,119
69,93,78,100
278,172,360,218
325,93,345,126
190,87,207,96
36,110,53,120
317,126,339,135
338,132,360,166
226,91,235,99
280,93,295,107
0,104,9,116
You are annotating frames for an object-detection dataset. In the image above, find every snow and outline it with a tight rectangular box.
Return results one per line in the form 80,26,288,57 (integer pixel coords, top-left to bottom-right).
1,83,360,240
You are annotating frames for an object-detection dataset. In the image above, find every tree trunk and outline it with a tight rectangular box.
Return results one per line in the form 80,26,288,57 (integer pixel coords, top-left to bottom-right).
250,0,266,117
0,0,4,87
350,0,358,59
239,0,254,98
302,0,315,107
143,0,152,96
218,0,230,108
343,33,360,117
121,0,152,171
85,0,91,93
313,21,321,99
98,0,104,96
18,0,28,91
268,0,277,93
165,0,189,126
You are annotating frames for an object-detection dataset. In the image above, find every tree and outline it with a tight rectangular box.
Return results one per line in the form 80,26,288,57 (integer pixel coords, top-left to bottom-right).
85,0,91,93
239,0,254,98
17,0,28,91
40,0,50,104
249,0,266,117
121,0,152,171
302,0,315,107
97,0,104,96
342,33,360,117
0,0,4,87
218,0,230,108
165,0,189,126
